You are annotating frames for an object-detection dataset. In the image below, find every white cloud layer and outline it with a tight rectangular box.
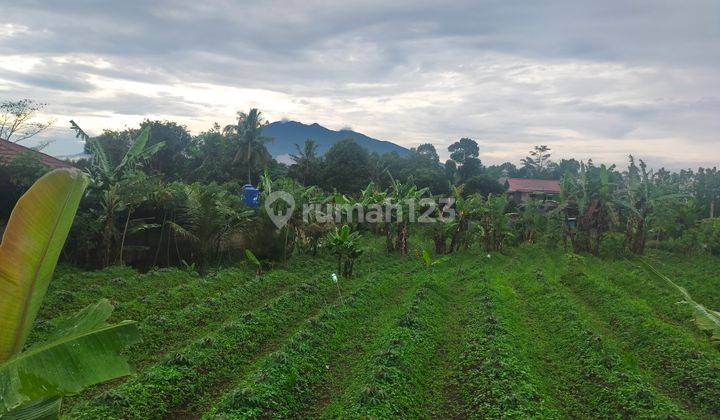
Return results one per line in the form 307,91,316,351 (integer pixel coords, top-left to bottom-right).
0,0,717,169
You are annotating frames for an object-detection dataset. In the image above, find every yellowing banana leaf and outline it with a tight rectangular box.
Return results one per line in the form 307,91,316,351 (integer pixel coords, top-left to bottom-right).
0,169,89,362
0,300,139,414
638,258,720,346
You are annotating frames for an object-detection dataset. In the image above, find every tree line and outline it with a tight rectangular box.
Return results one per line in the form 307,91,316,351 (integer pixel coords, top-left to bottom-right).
1,107,719,270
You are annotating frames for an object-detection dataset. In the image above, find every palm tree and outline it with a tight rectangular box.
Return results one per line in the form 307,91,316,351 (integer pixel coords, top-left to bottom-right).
290,139,319,184
223,109,273,184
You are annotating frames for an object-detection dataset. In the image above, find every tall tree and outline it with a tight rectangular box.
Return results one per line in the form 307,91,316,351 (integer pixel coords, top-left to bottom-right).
0,99,54,144
448,137,479,162
186,126,236,183
415,143,440,164
223,109,273,184
521,145,553,178
289,139,320,185
695,167,720,218
321,139,372,194
458,157,483,181
139,120,193,180
551,158,581,179
445,159,458,184
448,138,483,182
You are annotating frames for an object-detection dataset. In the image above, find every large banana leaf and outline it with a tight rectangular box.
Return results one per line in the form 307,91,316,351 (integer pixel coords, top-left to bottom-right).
0,300,139,414
0,169,89,362
638,258,720,346
117,126,150,171
1,397,60,420
86,138,112,182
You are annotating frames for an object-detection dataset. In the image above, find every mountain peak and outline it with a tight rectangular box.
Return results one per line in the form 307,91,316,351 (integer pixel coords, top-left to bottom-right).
262,121,409,158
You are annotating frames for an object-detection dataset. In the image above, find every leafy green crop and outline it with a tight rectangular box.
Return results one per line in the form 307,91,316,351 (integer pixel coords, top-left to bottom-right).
638,258,720,346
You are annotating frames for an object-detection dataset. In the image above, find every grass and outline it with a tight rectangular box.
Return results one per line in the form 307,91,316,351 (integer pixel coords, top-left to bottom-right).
34,238,720,418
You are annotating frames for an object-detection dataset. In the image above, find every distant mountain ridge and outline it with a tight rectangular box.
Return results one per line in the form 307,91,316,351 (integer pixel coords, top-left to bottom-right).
262,120,410,161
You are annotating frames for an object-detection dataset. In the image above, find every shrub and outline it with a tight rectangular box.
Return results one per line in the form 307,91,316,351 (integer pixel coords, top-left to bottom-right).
244,215,295,261
696,218,720,255
0,153,51,221
600,232,625,258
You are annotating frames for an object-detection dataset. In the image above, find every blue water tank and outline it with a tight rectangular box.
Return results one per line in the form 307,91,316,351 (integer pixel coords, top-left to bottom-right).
242,184,260,208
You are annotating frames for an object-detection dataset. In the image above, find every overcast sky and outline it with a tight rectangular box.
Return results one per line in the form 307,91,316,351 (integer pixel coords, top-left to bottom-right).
1,0,718,169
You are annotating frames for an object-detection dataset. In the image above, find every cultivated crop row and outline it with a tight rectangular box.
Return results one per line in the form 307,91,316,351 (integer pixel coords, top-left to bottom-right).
30,266,195,342
498,256,682,418
343,279,451,417
451,269,556,418
205,262,424,418
559,257,720,416
647,251,720,309
68,276,346,419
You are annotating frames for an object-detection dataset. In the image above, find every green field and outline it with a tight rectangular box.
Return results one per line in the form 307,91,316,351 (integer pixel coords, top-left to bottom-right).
30,239,720,419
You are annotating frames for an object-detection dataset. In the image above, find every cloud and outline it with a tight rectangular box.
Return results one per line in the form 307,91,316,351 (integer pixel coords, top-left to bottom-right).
0,0,717,169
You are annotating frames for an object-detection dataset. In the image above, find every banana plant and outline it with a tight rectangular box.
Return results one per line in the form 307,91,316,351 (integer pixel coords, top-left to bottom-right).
388,175,428,255
481,193,512,252
0,169,139,418
260,172,321,261
447,185,485,252
326,225,363,278
358,181,388,236
615,156,687,255
421,248,449,270
73,123,165,266
555,162,619,255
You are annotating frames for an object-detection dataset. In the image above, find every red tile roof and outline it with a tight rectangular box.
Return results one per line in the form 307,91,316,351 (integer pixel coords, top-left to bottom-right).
0,138,74,169
505,178,561,194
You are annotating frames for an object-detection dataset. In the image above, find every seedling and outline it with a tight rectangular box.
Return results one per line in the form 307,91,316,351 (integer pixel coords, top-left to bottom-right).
421,248,449,270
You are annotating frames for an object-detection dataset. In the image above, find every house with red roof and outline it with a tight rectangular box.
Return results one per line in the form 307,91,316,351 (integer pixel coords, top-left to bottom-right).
504,178,561,204
0,138,74,169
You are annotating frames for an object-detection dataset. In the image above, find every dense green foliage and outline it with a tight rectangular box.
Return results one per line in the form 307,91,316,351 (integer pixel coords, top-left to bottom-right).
2,109,718,268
